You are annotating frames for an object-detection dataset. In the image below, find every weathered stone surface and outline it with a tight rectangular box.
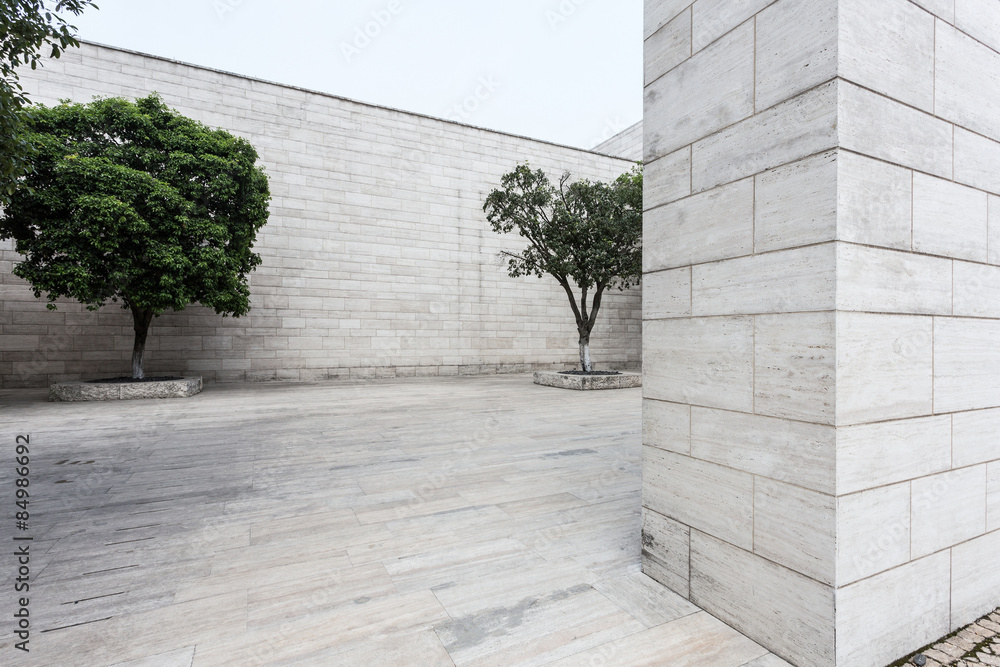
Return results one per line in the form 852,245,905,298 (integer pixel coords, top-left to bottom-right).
49,377,202,401
532,371,641,391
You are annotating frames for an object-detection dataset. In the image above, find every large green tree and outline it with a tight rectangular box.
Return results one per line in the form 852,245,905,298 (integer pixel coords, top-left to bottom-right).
0,94,271,379
484,163,642,372
1,0,98,203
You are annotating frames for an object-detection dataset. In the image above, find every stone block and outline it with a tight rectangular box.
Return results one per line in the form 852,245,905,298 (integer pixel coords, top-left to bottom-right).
954,262,1000,318
692,244,836,316
836,552,951,667
836,415,952,495
834,152,913,251
645,8,691,84
0,335,40,351
692,0,773,53
992,195,1000,265
644,317,754,412
936,22,1000,142
691,408,836,494
642,446,754,549
955,409,1000,469
911,465,987,558
836,313,933,425
952,529,1000,627
913,173,989,262
840,0,935,111
956,0,1000,53
836,483,911,585
644,21,754,161
643,147,690,209
754,0,838,111
640,507,690,597
645,0,693,39
955,128,1000,196
754,150,837,253
753,478,836,585
989,462,999,532
754,312,836,424
839,81,953,179
642,398,690,455
934,317,1000,413
642,267,691,320
691,531,835,667
692,81,839,193
531,371,642,390
48,377,202,401
643,178,754,271
837,244,952,315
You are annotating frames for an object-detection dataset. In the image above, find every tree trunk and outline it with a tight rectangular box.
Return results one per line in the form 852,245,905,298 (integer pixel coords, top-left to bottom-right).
129,305,154,380
578,329,592,372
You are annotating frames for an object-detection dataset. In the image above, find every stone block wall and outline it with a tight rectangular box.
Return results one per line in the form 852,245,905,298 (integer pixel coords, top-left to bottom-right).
0,42,641,387
593,120,644,161
642,1,1000,665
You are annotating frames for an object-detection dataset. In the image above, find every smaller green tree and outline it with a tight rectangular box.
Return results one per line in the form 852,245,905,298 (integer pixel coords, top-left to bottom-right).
484,163,642,372
0,94,271,379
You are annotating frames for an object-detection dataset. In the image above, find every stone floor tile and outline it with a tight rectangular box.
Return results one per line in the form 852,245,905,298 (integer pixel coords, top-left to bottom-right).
0,375,786,666
591,571,700,628
543,611,770,667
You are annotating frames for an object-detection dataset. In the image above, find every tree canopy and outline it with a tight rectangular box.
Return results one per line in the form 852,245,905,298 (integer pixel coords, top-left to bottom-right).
0,0,98,203
483,163,642,372
0,94,271,378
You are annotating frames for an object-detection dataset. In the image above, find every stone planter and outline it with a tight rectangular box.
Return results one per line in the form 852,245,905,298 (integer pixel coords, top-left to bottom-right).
49,377,202,402
533,371,641,390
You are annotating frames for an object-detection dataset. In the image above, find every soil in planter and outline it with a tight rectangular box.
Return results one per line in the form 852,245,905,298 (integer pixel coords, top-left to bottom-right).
87,376,183,383
557,371,622,376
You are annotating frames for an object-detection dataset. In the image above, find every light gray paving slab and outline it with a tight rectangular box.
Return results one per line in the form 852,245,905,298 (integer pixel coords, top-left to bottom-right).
0,375,784,666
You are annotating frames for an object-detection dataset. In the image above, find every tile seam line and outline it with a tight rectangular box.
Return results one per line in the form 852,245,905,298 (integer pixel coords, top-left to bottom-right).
686,526,835,589
837,145,1000,198
936,9,1000,59
645,77,839,168
646,443,833,497
652,77,1000,198
844,527,1000,591
642,145,838,214
643,145,1000,215
838,461,994,499
642,0,695,43
644,240,1000,274
642,395,1000,430
66,39,638,161
644,0,781,87
660,308,998,321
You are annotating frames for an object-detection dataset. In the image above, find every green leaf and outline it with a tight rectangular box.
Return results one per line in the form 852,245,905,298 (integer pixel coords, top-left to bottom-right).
0,93,271,376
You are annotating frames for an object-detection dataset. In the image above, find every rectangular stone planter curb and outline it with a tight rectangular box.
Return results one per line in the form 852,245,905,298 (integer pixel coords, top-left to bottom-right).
49,377,203,402
533,371,642,390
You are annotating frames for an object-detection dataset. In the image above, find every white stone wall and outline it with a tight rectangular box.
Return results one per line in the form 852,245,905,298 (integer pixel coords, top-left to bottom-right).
642,1,1000,666
593,120,644,161
0,42,641,387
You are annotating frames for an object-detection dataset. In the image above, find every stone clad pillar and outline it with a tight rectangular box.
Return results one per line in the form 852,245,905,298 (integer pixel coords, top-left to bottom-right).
641,1,1000,665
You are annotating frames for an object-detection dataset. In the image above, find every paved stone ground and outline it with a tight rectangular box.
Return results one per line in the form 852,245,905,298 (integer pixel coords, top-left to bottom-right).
0,375,792,666
899,610,1000,666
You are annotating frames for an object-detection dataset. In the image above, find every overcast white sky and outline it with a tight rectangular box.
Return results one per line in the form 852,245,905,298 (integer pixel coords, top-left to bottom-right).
66,0,643,150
